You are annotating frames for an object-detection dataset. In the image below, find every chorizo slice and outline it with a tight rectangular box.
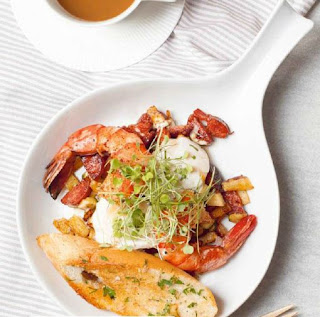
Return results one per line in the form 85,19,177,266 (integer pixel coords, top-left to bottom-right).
193,109,231,139
169,124,193,138
188,114,213,145
222,191,246,214
61,177,92,207
81,154,107,180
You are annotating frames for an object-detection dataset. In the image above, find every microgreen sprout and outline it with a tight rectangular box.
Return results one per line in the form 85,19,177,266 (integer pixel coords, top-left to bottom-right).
99,129,217,254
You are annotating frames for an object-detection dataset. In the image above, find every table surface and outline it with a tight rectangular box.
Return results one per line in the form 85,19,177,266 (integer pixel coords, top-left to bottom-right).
0,2,319,317
231,3,320,317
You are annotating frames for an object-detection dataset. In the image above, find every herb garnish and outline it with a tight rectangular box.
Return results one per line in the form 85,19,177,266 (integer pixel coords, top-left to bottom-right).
161,303,170,315
100,256,109,261
158,276,184,289
169,289,177,297
188,302,197,308
158,279,172,289
103,285,116,299
183,286,197,295
100,129,216,253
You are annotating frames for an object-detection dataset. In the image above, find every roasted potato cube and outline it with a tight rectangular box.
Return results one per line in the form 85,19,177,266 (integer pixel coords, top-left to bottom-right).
74,156,83,171
78,197,97,211
237,190,250,205
209,204,231,219
228,212,248,223
90,180,101,193
65,174,80,191
222,176,254,191
207,191,225,207
201,219,215,230
199,232,217,245
53,218,71,234
68,215,90,238
88,228,95,240
83,209,95,222
216,222,228,237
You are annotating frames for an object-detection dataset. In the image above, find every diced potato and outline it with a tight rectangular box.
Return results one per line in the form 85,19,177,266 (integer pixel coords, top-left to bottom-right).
216,222,228,237
88,228,95,240
90,180,101,193
68,215,90,238
237,190,250,205
210,204,231,219
65,174,80,191
78,197,97,211
222,176,254,191
207,192,225,207
53,218,71,234
228,212,248,223
207,223,216,232
199,232,217,245
201,219,215,230
90,191,97,199
74,156,83,171
83,209,95,222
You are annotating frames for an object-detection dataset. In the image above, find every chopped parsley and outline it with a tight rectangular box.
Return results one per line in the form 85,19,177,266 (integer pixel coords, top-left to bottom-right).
158,276,184,289
148,303,171,316
183,286,196,295
100,256,109,261
158,279,173,289
160,303,171,315
188,302,197,308
103,286,116,299
81,258,88,263
198,289,204,295
171,276,184,285
169,289,177,297
125,297,130,303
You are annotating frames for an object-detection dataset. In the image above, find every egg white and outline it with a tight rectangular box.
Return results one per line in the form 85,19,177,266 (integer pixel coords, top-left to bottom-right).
161,136,210,190
91,198,154,249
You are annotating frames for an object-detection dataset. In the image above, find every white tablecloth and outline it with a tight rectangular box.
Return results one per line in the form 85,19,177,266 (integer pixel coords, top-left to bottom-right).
0,0,318,316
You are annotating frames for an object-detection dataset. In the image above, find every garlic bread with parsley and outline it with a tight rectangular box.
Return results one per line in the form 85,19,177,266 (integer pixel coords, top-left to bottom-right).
37,233,218,316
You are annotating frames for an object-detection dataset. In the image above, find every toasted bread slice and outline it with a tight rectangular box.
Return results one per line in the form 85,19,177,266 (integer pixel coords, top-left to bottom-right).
37,234,217,317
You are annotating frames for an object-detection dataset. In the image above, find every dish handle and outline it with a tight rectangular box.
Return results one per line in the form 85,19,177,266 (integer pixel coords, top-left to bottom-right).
225,0,313,94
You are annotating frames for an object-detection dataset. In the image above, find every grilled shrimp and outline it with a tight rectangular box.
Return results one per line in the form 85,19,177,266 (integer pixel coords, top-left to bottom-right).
43,124,148,199
159,215,257,273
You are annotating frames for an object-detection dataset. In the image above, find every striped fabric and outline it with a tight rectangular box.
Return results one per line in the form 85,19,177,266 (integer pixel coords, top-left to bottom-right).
0,0,316,316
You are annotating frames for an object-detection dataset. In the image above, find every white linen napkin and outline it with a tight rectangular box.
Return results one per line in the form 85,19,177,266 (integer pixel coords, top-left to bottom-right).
0,0,316,316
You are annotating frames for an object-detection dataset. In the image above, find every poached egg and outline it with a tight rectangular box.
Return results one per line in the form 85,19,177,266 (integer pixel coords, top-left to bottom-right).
91,136,210,249
161,136,210,190
91,198,154,249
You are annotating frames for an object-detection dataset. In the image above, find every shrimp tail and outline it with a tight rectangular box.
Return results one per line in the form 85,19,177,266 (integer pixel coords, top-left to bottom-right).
43,146,75,199
43,124,107,199
196,215,257,273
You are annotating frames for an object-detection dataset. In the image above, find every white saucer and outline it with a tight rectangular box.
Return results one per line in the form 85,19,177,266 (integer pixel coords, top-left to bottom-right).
11,0,185,72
